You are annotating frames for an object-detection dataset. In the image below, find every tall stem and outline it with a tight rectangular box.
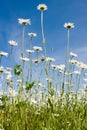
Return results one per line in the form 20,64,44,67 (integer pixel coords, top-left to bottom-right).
77,69,83,92
30,37,33,82
62,29,70,93
21,25,25,87
10,46,13,68
41,11,46,57
0,56,2,66
66,29,70,69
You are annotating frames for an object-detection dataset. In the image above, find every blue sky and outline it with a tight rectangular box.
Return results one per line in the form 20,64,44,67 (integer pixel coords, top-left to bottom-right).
0,0,87,67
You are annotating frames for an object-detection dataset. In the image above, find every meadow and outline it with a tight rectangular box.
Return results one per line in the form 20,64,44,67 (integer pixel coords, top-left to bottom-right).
0,4,87,130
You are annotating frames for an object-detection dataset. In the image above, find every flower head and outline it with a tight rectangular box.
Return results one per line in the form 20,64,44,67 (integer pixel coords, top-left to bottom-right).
77,62,87,69
70,52,78,58
33,46,42,51
70,59,79,65
0,51,8,57
33,59,40,64
46,57,55,62
28,32,37,37
8,40,18,46
6,73,13,80
37,4,47,11
74,70,81,75
0,66,5,73
18,18,31,25
51,64,57,70
64,22,75,29
9,89,17,97
26,49,34,54
20,57,29,62
57,64,65,71
40,56,46,62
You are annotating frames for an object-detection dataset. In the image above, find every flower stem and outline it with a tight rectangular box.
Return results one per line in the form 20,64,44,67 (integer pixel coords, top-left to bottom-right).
62,29,70,93
10,45,13,68
21,25,25,87
41,11,46,57
0,56,2,66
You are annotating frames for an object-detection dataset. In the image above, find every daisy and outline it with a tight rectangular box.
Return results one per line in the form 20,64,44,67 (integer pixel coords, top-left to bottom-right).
8,40,18,46
9,89,17,97
74,70,81,75
18,18,31,25
70,52,78,57
46,57,55,62
40,56,46,62
57,64,65,71
20,57,29,62
0,51,8,57
77,62,87,69
64,22,75,29
33,59,40,63
0,66,5,73
70,59,79,65
33,46,42,51
28,32,37,37
26,49,34,54
51,64,57,70
37,4,47,11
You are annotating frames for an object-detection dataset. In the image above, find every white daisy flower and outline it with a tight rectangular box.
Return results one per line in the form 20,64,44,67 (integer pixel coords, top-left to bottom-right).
28,32,37,37
9,89,17,97
6,74,13,80
8,40,18,46
17,79,22,83
70,59,79,65
4,70,11,75
57,64,65,71
6,67,12,71
20,57,29,61
40,56,46,62
51,64,57,70
33,59,40,63
18,18,31,25
33,46,42,51
0,66,5,73
77,62,87,69
0,51,8,57
64,22,75,29
46,57,55,62
37,4,48,11
26,49,34,54
70,52,78,57
74,70,81,75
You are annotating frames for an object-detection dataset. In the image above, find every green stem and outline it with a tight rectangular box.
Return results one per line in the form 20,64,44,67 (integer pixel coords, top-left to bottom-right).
10,45,13,68
77,69,83,92
21,25,25,87
30,37,32,49
41,11,46,57
66,29,70,70
0,56,2,66
62,29,70,93
21,25,25,58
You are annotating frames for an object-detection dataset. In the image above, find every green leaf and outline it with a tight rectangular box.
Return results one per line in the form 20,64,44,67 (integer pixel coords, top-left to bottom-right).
26,81,35,91
45,68,49,75
14,64,22,76
48,98,54,113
